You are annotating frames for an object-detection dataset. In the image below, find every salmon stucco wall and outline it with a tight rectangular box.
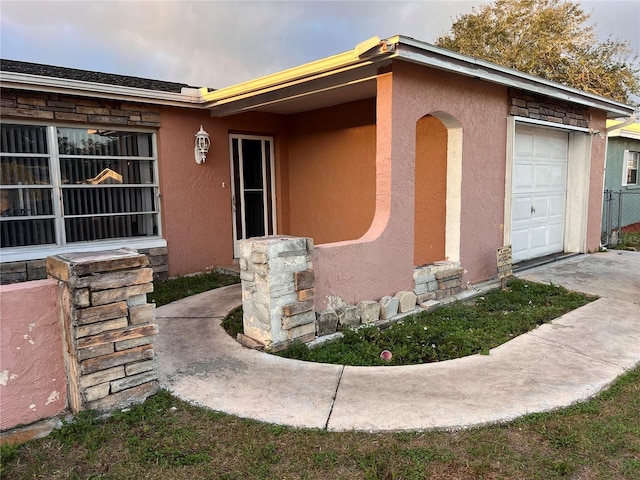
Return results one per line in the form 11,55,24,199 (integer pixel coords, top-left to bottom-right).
286,99,377,244
314,71,414,308
587,109,608,252
394,63,508,283
157,107,288,276
0,279,67,431
401,63,509,283
314,63,508,308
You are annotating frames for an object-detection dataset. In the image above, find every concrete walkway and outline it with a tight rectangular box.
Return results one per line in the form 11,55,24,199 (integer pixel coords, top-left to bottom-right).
155,250,640,432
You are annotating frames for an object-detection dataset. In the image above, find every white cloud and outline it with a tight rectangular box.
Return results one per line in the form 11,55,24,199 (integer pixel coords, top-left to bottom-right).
1,0,638,89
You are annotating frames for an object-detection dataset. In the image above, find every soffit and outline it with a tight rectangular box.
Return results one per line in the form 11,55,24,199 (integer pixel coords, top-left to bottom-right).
209,77,377,116
206,61,383,117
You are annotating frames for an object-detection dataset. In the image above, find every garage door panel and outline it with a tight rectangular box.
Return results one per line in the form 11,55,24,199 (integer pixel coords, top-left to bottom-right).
513,164,534,190
548,223,564,248
534,165,552,189
549,135,569,158
549,194,565,219
529,226,548,249
512,197,533,223
515,131,534,155
532,197,549,220
511,125,568,262
512,230,529,257
550,165,567,188
534,138,552,157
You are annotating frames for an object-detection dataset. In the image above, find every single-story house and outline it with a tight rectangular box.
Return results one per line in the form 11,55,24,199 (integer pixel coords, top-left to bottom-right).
603,119,640,237
1,35,635,309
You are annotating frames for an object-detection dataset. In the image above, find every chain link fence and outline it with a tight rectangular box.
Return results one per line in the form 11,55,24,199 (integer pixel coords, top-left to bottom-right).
602,189,640,246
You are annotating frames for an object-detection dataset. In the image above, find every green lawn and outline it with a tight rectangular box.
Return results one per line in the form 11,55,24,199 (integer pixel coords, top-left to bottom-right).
2,366,639,479
2,276,637,479
612,232,640,251
149,270,240,307
258,279,593,366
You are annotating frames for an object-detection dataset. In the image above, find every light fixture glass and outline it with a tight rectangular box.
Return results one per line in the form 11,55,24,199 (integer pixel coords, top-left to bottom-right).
194,125,210,164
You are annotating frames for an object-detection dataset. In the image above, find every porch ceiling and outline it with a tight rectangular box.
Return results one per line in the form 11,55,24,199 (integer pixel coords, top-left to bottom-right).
206,64,380,117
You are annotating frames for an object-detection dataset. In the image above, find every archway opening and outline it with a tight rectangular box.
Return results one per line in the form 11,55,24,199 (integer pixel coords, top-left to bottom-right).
414,112,462,266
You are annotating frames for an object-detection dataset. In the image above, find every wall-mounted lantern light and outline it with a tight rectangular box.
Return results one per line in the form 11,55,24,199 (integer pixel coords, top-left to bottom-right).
194,125,211,164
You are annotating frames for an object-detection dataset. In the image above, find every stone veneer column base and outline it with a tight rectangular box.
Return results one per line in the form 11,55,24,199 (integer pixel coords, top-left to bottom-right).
47,248,159,413
239,236,315,352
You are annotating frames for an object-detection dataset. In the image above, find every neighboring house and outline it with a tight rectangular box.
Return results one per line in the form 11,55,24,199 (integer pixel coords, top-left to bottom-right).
603,119,640,236
0,35,635,308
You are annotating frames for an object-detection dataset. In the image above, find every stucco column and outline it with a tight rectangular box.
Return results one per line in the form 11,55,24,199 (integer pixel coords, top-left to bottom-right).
586,109,608,252
313,71,415,308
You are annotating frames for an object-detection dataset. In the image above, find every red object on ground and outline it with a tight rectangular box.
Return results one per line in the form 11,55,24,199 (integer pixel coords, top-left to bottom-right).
380,350,393,361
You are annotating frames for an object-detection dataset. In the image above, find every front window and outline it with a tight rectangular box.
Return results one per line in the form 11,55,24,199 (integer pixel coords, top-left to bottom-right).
623,151,639,186
1,124,159,249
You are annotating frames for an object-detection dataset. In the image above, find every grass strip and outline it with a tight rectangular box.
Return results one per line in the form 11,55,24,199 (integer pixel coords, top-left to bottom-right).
273,278,595,366
611,232,640,251
3,367,638,479
149,270,240,307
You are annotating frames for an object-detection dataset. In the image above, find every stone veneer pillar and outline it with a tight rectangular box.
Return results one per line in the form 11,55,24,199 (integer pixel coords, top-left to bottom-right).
239,236,315,351
47,249,159,413
413,262,464,302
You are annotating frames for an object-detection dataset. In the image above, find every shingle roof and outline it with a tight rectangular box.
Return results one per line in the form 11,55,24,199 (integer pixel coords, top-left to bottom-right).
0,59,201,93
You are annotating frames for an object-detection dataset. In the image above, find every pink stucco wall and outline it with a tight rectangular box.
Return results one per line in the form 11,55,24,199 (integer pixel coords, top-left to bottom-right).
156,63,605,303
0,279,67,431
157,107,288,277
398,63,508,284
157,102,376,276
314,71,413,308
314,62,509,308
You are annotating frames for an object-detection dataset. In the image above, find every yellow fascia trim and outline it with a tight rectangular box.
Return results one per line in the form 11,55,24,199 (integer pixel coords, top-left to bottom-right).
607,119,640,134
202,36,390,105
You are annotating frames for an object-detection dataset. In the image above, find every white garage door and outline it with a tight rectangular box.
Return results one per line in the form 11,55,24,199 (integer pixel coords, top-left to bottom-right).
511,124,569,262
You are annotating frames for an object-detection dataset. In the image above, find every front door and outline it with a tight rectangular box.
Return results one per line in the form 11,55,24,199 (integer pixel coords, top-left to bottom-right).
230,135,276,257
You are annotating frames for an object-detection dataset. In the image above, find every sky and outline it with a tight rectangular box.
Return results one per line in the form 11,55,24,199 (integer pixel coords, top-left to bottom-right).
1,0,639,90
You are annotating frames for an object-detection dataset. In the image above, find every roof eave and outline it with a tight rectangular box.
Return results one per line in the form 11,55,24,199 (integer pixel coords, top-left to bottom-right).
0,71,207,108
201,36,394,111
2,35,633,119
393,35,635,119
609,131,640,140
606,120,640,140
203,34,634,118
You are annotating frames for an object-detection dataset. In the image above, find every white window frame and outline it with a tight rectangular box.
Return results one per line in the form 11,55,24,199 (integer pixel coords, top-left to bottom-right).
1,120,165,263
622,150,639,187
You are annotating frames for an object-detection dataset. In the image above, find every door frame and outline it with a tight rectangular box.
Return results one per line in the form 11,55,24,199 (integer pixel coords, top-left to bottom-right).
229,134,277,258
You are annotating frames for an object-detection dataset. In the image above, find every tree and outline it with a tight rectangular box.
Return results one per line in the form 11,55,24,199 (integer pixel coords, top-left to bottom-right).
435,0,639,104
